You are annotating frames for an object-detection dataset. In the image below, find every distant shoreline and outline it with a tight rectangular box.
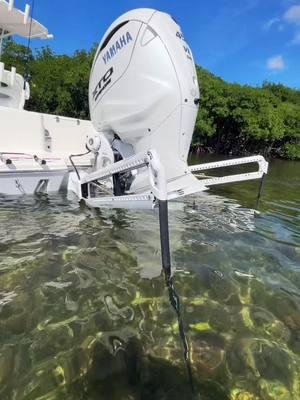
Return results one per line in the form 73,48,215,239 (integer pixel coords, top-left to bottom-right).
189,144,299,161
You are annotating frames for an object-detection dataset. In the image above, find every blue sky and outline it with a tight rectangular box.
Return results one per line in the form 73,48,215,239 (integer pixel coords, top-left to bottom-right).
12,0,300,88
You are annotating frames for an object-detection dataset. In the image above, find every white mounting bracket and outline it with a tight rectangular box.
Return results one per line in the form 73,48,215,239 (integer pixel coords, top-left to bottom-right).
189,155,269,187
78,149,167,206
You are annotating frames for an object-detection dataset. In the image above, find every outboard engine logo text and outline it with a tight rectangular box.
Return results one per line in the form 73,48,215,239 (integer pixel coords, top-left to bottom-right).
102,32,133,65
93,67,114,102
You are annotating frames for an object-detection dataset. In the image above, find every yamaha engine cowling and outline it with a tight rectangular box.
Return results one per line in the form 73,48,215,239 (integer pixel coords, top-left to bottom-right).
89,9,199,189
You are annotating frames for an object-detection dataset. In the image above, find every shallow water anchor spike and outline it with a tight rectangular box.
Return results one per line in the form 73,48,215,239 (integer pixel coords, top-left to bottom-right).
256,172,266,209
158,200,171,280
158,199,195,395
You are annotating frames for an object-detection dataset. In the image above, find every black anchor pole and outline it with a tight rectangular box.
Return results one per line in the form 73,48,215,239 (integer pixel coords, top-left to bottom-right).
158,200,171,279
256,172,266,209
158,199,195,395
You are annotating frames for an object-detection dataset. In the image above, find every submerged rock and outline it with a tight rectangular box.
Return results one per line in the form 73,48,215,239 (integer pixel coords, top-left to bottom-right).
31,324,75,363
230,388,257,400
227,338,292,386
190,332,226,378
258,379,292,400
0,345,14,386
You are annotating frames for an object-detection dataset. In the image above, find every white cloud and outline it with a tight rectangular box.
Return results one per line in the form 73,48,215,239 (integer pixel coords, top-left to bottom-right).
264,18,281,30
267,55,286,71
283,5,300,24
263,5,300,47
292,31,300,43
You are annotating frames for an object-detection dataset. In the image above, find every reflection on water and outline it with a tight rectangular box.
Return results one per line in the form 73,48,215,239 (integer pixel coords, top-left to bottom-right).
0,157,299,400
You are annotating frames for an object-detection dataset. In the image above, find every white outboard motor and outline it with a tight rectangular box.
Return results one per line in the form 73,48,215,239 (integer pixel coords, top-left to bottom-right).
89,9,200,193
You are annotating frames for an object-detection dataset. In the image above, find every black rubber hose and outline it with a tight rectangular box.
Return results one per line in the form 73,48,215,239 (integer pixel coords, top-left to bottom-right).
69,149,91,180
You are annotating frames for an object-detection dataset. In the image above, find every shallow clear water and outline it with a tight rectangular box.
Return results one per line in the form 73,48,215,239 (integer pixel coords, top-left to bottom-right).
0,156,299,400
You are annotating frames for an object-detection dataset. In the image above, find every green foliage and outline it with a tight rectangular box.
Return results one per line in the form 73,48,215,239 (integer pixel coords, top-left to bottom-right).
2,42,96,119
1,42,300,159
283,143,300,160
1,40,33,75
26,46,95,119
195,67,300,159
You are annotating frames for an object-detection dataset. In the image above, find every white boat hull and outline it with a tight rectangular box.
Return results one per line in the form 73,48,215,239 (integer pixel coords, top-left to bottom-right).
0,106,114,196
0,170,68,195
